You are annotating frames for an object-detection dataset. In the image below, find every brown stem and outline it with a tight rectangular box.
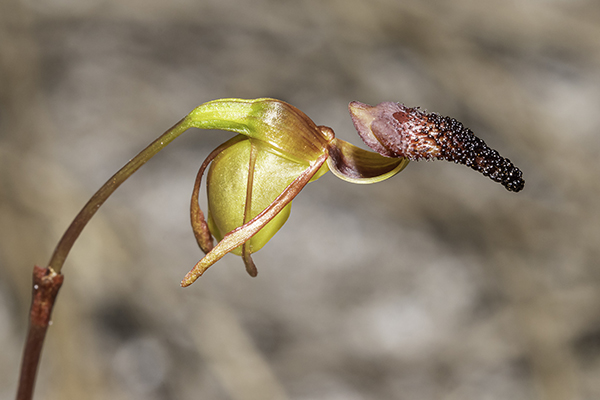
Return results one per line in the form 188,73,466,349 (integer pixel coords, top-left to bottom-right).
17,117,193,400
16,266,64,400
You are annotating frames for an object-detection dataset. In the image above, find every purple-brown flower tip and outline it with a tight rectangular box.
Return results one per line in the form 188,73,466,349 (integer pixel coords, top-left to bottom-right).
349,101,524,192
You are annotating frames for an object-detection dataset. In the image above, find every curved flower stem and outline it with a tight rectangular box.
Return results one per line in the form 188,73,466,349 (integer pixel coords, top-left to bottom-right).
17,117,193,400
47,117,191,274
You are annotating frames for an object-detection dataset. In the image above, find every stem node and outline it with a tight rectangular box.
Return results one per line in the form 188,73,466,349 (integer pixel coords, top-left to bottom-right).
16,266,64,400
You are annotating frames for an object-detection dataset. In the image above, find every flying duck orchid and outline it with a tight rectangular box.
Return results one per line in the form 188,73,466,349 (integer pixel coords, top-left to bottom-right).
21,97,525,400
180,98,523,286
44,98,523,287
182,98,409,286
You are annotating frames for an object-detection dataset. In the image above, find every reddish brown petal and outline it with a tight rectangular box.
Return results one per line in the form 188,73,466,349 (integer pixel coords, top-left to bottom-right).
191,135,246,254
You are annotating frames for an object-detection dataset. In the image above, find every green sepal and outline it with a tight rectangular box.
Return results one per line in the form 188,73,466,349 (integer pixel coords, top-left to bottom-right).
186,98,331,164
206,138,310,255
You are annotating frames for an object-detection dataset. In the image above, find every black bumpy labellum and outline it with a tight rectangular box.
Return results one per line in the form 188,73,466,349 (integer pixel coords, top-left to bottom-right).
349,101,525,192
417,111,525,192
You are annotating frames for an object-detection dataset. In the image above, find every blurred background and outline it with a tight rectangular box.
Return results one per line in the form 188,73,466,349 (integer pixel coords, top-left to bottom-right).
1,0,599,399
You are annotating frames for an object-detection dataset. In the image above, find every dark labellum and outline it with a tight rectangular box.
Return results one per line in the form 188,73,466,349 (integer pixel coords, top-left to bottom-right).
349,101,525,192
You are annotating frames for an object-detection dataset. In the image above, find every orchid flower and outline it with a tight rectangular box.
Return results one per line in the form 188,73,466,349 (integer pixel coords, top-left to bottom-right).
180,98,524,286
20,97,525,400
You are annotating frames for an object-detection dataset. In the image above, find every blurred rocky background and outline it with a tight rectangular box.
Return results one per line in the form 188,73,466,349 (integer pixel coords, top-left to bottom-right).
1,0,599,399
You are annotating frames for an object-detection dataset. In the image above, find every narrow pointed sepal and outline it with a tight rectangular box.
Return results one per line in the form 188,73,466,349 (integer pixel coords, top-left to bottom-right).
190,136,246,254
242,243,258,277
191,160,214,254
